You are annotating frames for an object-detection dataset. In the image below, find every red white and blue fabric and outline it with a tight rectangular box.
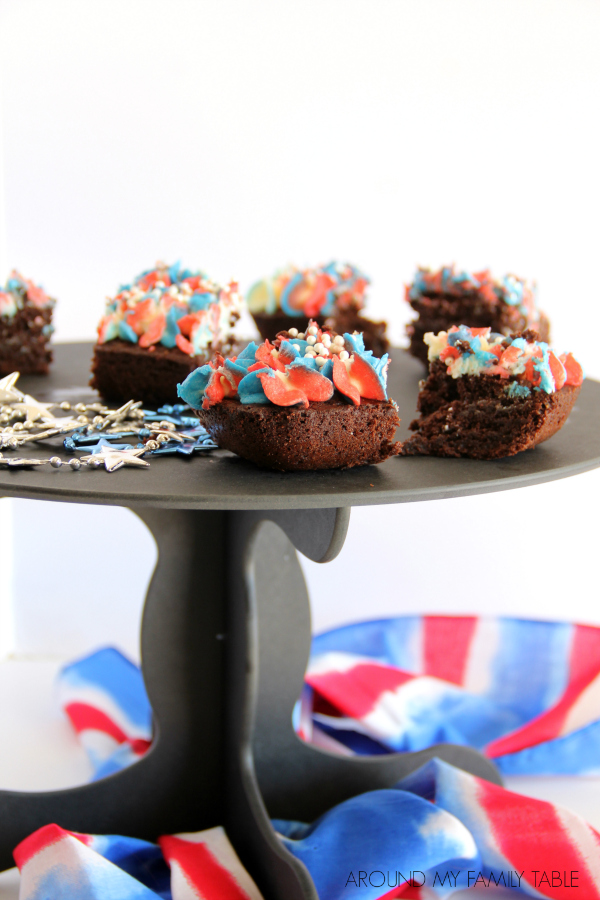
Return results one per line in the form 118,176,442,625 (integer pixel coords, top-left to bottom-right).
14,823,264,900
58,616,600,780
275,758,600,899
15,617,600,898
14,762,600,899
59,648,152,779
300,615,600,775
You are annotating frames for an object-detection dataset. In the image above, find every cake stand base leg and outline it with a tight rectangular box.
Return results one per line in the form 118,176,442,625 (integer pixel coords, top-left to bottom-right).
0,504,501,900
225,508,502,900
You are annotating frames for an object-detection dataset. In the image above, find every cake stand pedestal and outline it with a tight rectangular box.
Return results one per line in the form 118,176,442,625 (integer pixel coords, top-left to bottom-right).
0,343,598,900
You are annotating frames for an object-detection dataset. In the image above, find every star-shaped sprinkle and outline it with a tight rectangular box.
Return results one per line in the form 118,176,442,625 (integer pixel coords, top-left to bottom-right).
0,372,24,403
79,445,150,472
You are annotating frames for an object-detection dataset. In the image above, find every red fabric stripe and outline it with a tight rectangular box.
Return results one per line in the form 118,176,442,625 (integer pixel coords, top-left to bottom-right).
477,778,600,897
486,680,592,757
14,824,67,869
160,835,250,899
64,702,129,744
486,625,600,758
306,664,413,719
378,882,424,897
13,825,91,869
131,738,152,755
568,625,600,685
423,616,477,685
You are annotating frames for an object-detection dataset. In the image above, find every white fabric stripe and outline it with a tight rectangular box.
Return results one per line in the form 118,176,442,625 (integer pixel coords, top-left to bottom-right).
411,615,425,675
555,805,600,890
170,858,203,900
561,672,600,736
360,676,460,742
78,729,121,761
20,835,137,898
306,651,382,677
297,689,313,740
462,618,498,695
173,827,264,900
309,724,355,756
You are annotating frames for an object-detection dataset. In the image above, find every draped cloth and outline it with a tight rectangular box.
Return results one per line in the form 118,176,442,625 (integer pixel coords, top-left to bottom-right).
14,763,600,899
59,616,600,778
13,615,600,897
301,615,600,775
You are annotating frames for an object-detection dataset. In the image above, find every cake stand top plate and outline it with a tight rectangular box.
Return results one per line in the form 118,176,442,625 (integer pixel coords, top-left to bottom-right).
0,342,598,511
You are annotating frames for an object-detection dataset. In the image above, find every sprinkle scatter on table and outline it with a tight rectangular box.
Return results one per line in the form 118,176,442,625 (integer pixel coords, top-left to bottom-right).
0,373,218,472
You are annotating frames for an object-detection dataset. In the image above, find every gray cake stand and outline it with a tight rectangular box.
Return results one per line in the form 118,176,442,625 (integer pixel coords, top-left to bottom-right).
0,342,599,900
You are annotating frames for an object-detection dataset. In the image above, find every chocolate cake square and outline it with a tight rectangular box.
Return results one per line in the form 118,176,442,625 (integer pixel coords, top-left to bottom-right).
406,266,550,364
0,271,55,376
90,262,242,406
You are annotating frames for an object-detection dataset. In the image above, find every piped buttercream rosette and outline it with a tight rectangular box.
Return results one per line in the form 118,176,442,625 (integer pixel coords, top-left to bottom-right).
178,320,390,411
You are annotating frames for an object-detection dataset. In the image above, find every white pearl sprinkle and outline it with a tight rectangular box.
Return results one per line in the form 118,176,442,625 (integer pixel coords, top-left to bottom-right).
333,335,345,346
305,349,317,357
315,356,326,367
339,350,349,361
307,326,318,336
306,335,316,345
288,327,298,337
297,332,305,339
313,342,324,354
293,343,300,351
322,334,332,348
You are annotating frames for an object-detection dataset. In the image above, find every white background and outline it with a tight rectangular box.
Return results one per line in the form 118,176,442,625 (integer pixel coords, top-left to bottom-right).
0,1,599,893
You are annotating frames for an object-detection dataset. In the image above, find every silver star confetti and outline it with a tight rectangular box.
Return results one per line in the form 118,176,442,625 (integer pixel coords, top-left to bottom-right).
0,371,216,473
0,456,48,467
0,373,24,403
79,445,150,472
12,394,55,422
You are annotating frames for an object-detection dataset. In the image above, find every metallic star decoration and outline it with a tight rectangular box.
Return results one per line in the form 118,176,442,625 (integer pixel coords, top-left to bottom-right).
96,400,144,430
86,437,134,455
0,375,216,473
0,373,24,404
79,445,150,472
12,394,56,422
29,414,88,431
0,456,48,467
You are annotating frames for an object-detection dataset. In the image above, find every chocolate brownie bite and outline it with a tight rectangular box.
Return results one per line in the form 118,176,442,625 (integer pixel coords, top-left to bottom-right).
248,261,389,356
0,271,55,375
91,261,242,406
405,265,550,365
178,320,401,471
402,325,583,459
